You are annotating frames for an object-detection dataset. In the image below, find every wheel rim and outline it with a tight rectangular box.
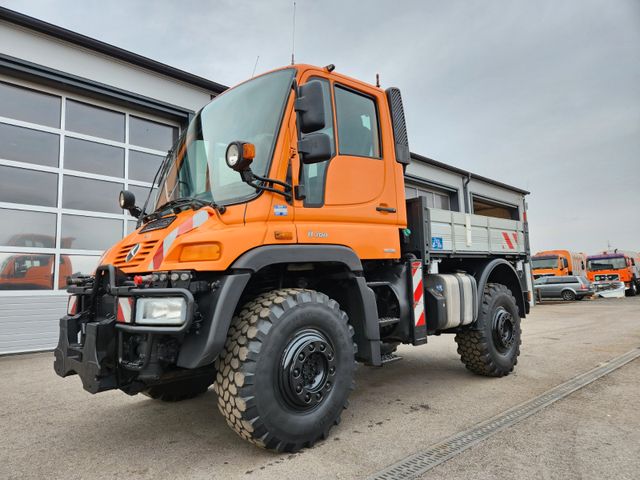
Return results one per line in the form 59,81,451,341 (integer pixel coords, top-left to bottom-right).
492,307,515,353
279,329,336,411
562,291,573,300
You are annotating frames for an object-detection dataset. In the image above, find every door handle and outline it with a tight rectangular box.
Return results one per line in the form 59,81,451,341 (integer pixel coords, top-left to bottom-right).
376,205,396,213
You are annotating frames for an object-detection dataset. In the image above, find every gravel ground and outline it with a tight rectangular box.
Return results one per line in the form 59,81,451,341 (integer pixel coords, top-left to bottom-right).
0,296,638,479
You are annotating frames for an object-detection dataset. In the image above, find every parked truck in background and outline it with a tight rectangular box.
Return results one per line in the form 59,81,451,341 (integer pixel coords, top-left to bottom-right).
587,250,640,296
531,250,586,279
54,64,531,451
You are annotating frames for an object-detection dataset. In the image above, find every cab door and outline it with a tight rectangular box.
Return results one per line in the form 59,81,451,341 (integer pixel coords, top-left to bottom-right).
293,72,403,260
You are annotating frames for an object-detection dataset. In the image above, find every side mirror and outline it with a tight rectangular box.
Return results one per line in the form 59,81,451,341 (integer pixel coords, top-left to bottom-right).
119,190,142,218
295,81,325,134
225,141,255,172
299,132,332,164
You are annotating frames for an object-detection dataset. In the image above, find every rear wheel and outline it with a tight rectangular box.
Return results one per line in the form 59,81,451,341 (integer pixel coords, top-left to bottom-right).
213,288,356,452
455,283,521,377
143,373,215,402
561,290,576,301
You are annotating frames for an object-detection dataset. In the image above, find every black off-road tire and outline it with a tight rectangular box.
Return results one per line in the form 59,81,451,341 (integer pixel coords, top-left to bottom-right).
143,373,215,402
455,283,521,377
562,289,576,301
213,288,356,452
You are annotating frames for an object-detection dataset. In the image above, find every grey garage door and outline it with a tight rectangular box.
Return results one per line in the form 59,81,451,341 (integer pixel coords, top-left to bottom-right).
0,75,178,354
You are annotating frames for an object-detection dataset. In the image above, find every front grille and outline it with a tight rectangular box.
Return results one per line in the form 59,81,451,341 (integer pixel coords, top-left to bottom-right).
140,215,176,233
595,274,619,282
113,240,158,269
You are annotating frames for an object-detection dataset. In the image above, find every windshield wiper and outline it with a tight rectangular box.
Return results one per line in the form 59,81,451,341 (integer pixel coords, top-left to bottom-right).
144,197,226,222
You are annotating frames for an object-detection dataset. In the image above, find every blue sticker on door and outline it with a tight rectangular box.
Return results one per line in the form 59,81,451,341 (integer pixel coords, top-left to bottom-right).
274,205,288,216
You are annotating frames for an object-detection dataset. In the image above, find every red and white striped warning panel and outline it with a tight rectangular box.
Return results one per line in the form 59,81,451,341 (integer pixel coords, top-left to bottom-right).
148,210,211,270
116,297,134,323
412,261,425,327
501,231,519,250
67,296,78,315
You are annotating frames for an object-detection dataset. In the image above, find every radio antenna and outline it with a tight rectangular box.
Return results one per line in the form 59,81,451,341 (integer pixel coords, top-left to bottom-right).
291,1,296,65
251,55,260,77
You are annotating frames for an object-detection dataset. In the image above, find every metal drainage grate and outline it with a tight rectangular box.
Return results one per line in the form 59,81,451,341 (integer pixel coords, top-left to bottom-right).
369,348,640,480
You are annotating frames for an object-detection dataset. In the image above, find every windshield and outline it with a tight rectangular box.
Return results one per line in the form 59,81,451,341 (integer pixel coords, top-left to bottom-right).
152,69,295,210
587,257,627,270
532,256,559,269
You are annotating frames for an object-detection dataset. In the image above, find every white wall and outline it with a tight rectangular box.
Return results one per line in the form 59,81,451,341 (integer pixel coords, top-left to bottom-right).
0,21,214,112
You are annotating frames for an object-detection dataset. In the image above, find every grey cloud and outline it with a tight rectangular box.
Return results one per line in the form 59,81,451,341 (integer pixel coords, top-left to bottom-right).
2,0,638,253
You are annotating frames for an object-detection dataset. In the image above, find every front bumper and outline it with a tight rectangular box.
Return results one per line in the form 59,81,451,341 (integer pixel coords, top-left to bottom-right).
53,265,196,394
54,314,118,393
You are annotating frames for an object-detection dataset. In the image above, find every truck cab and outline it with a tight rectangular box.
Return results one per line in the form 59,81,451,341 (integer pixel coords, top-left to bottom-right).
532,250,586,279
587,251,640,296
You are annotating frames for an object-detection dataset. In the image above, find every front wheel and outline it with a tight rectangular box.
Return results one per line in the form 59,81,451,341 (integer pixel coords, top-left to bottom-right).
213,289,356,452
455,283,521,377
626,281,638,297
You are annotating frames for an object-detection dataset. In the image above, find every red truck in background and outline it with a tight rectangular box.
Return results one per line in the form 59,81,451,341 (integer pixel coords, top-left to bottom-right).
586,250,640,296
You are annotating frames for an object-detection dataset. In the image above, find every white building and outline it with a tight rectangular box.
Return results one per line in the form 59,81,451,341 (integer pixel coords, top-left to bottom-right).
0,7,225,354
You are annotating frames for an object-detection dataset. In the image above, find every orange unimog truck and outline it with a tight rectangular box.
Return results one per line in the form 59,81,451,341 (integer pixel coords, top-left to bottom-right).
587,250,640,296
54,64,531,451
531,250,586,278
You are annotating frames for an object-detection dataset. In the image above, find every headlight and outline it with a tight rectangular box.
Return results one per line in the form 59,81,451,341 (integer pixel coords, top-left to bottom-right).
225,143,240,168
225,141,255,171
135,297,186,325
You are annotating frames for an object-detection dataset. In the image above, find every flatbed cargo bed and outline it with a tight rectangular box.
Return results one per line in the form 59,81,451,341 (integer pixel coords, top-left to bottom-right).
405,196,528,260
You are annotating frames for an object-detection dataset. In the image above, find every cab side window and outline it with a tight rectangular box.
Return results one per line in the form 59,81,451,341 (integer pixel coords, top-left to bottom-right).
334,86,380,158
302,78,335,206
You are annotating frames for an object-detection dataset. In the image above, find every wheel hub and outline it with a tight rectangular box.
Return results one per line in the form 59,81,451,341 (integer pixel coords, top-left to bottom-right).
279,329,336,411
492,307,515,351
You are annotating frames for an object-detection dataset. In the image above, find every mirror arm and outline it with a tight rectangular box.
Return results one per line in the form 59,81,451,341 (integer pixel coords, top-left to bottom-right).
291,80,308,201
128,206,142,218
252,172,292,191
241,168,293,201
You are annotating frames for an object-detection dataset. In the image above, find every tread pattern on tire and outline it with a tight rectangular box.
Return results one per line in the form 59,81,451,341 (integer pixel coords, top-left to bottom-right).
212,288,354,452
454,283,521,377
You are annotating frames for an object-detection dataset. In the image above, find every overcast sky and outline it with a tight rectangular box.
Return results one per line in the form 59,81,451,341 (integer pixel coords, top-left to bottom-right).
3,0,639,254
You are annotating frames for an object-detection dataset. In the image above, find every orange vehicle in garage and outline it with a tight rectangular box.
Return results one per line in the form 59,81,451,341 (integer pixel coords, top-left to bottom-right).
0,235,71,289
587,250,640,296
54,64,531,452
531,250,586,279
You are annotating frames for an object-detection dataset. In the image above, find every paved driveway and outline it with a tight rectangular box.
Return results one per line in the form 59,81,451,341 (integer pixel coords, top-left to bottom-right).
1,297,639,479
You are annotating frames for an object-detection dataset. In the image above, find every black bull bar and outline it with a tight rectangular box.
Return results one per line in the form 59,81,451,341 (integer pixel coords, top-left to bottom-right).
53,265,194,394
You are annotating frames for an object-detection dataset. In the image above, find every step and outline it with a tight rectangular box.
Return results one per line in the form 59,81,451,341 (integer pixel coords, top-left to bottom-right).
379,317,400,328
381,352,403,365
